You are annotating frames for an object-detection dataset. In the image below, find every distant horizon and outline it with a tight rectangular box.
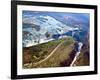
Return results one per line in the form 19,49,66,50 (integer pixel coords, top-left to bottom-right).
22,10,90,47
23,10,90,24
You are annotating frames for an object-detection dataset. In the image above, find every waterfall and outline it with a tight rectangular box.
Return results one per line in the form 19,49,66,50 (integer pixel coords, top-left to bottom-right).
70,42,83,66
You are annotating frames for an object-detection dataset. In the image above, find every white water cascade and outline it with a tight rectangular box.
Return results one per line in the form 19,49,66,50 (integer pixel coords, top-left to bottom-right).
70,42,83,66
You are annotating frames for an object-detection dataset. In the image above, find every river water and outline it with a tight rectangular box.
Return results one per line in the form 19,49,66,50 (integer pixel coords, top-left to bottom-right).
70,42,83,66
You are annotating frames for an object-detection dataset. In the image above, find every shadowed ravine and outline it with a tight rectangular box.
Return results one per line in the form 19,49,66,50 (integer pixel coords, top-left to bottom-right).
24,37,89,68
70,42,83,66
60,42,79,67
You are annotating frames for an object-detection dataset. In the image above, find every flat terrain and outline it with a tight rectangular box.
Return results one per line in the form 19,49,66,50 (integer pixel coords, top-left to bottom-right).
23,37,75,68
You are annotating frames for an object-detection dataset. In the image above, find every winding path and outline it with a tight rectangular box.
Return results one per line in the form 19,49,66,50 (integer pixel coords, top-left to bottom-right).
32,41,65,66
